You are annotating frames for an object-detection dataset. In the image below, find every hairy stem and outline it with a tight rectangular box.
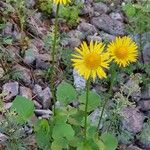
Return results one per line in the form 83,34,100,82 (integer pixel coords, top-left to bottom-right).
97,65,116,134
84,79,90,139
50,4,60,116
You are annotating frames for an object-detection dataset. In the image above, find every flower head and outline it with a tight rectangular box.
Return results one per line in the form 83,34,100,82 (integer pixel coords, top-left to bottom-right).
53,0,71,5
71,41,110,80
108,36,138,67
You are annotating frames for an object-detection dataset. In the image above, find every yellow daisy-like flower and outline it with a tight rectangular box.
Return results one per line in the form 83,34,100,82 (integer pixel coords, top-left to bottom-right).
108,36,138,67
71,41,110,80
53,0,71,5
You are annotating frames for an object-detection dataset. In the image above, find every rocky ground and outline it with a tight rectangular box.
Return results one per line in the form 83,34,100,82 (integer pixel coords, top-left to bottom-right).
0,0,150,150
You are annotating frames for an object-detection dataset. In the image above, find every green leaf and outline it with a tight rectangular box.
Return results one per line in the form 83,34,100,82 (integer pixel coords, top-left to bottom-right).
34,119,51,150
122,3,136,17
52,123,75,141
79,91,101,112
56,81,77,105
101,133,118,150
77,139,99,150
51,138,68,150
11,96,34,123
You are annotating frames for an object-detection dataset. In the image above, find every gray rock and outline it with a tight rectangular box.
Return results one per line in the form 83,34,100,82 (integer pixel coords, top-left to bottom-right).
91,14,125,36
73,69,85,91
93,2,109,16
0,133,8,142
110,12,123,22
25,0,35,8
27,16,47,38
143,43,150,64
68,38,81,48
141,84,150,99
5,46,20,61
2,82,19,101
87,34,102,42
36,53,52,70
35,109,53,116
78,22,97,36
101,32,116,41
33,85,52,109
0,67,4,78
4,102,12,109
138,100,150,111
13,65,32,85
122,107,144,134
80,3,93,15
33,100,42,109
125,74,142,102
68,30,85,40
89,108,107,129
127,145,142,150
2,22,22,41
20,86,32,99
24,43,39,65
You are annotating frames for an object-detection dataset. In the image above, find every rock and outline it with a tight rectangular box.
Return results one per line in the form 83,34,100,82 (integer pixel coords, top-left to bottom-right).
80,3,93,15
2,22,21,41
33,100,42,109
73,69,85,91
141,84,150,99
77,22,97,36
110,12,123,22
36,53,52,70
5,46,20,61
0,133,8,142
89,108,107,129
87,34,102,42
143,43,150,64
27,16,47,38
2,82,19,101
4,102,12,109
91,14,125,36
33,85,52,109
124,74,142,102
138,100,150,111
24,43,39,65
93,2,109,16
31,38,44,50
101,32,116,41
121,107,144,134
68,30,85,40
13,64,32,85
68,38,81,48
20,86,32,99
35,109,53,116
25,0,35,8
0,67,4,78
127,145,142,150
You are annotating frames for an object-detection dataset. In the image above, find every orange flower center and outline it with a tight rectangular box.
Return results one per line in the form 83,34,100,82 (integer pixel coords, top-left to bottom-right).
115,47,128,59
84,52,101,69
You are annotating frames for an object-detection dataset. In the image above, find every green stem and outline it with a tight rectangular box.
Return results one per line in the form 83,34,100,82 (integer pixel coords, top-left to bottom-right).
97,65,116,134
84,79,90,139
50,4,60,116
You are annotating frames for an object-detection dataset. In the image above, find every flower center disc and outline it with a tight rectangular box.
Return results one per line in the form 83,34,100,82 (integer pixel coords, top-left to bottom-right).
84,53,101,69
115,47,128,59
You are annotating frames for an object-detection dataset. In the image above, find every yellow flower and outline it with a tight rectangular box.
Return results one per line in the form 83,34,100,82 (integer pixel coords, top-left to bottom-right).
53,0,71,5
71,41,110,80
108,36,138,67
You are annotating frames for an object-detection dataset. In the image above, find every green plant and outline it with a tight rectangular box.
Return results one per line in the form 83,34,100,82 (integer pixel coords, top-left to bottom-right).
122,0,150,64
6,0,27,32
37,0,53,15
138,120,150,147
0,96,34,149
59,3,82,27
